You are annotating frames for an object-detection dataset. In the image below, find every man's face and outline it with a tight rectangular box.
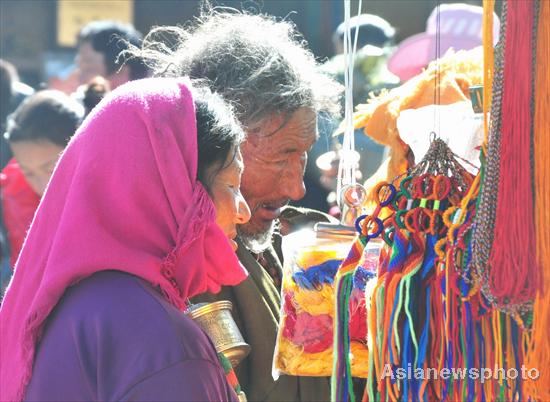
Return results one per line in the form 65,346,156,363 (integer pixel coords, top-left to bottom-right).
75,41,107,85
76,41,130,89
238,107,317,251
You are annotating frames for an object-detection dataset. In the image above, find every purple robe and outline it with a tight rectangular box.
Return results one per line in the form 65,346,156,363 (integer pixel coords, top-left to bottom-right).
24,271,238,402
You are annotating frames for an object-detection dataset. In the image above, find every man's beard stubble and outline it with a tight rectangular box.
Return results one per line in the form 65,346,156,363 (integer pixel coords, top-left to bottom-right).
237,219,277,254
236,198,288,253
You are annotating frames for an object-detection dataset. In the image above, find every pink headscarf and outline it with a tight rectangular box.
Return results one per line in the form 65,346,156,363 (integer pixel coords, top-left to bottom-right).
0,77,247,401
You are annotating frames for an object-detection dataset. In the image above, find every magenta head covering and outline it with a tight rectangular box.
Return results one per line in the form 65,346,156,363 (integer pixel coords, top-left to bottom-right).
0,77,247,401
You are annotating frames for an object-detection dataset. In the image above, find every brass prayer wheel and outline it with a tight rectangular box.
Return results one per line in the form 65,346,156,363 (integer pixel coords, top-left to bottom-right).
185,300,251,367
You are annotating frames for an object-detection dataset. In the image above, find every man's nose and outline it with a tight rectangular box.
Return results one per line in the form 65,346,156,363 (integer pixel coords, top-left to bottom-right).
281,155,307,201
284,174,306,201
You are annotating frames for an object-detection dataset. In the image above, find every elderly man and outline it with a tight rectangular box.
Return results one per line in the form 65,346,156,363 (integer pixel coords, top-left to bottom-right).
136,11,341,401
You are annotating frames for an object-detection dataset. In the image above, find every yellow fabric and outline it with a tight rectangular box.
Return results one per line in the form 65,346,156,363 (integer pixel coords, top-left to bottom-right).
275,337,369,378
276,246,369,378
296,248,343,269
293,284,334,316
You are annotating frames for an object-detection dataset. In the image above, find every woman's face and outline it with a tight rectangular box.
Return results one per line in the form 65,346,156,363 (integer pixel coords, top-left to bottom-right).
208,148,251,251
10,140,65,196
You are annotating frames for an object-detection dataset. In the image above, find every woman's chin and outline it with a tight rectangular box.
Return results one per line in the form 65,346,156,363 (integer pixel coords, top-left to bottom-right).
229,238,238,251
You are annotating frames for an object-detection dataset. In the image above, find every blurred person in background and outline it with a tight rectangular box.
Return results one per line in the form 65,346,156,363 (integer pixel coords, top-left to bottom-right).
82,76,111,116
0,60,34,169
134,9,341,402
75,20,149,90
0,80,109,288
0,60,34,294
323,13,400,102
309,14,399,215
4,91,84,197
388,3,500,82
1,90,84,274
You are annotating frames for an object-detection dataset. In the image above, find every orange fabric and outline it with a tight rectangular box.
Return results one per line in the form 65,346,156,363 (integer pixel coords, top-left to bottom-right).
525,1,550,398
351,48,484,203
0,159,40,267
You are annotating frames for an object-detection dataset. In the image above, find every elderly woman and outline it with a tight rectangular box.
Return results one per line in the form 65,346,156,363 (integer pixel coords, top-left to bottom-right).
0,77,250,401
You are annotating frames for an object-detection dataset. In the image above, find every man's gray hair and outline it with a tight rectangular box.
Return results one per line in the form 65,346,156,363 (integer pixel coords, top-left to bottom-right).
132,9,342,126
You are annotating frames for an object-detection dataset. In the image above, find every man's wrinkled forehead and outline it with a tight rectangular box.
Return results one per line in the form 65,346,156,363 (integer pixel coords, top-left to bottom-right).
247,108,318,148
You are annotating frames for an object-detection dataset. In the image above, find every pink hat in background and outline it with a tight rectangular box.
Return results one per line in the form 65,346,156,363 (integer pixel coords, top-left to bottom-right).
388,3,500,81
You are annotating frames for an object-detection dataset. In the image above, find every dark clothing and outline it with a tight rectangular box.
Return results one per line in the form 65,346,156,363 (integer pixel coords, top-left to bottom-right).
25,271,238,402
194,208,334,402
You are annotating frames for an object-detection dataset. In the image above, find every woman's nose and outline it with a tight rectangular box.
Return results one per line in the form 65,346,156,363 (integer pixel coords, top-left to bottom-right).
236,196,251,224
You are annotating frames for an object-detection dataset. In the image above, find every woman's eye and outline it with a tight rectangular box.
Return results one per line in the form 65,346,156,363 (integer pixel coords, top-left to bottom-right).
231,185,243,196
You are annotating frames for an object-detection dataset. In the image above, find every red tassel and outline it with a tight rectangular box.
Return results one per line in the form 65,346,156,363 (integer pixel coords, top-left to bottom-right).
488,0,540,305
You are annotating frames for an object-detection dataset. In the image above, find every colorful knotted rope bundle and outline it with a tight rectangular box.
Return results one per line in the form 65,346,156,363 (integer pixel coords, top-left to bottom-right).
332,182,396,402
355,139,475,402
398,4,525,401
433,194,528,402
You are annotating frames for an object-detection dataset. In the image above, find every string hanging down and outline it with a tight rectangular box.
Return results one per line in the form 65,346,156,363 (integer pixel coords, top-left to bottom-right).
432,1,441,139
337,0,366,225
